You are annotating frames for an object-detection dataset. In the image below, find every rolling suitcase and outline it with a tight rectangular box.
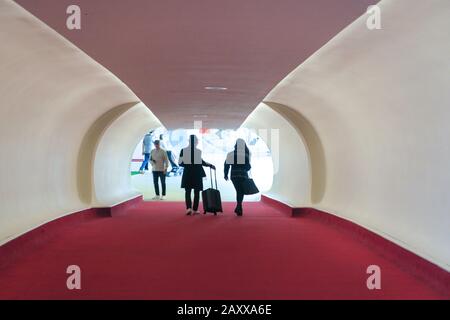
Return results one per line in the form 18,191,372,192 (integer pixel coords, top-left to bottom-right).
202,167,223,215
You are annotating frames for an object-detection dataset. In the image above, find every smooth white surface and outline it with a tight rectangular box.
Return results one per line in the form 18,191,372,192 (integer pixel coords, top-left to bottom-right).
0,0,161,243
93,103,161,206
242,103,310,207
264,0,450,270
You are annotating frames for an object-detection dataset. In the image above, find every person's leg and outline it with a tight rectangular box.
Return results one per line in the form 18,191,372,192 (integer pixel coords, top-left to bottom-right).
193,189,200,212
237,189,244,206
185,188,192,209
152,171,160,197
237,188,244,213
139,154,149,171
238,178,245,205
232,178,244,215
160,172,166,196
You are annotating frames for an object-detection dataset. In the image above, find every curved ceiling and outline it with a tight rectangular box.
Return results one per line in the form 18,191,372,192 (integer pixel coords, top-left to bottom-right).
15,0,372,129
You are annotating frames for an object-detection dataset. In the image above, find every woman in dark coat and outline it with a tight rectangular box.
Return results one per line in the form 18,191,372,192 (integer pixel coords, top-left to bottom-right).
179,135,215,215
224,139,252,216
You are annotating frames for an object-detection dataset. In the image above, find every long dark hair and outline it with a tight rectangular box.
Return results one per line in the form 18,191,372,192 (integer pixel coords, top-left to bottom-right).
188,135,199,164
233,138,250,165
188,134,198,147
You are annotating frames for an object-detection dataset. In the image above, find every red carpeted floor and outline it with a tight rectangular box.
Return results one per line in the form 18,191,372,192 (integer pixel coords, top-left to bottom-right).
0,201,448,300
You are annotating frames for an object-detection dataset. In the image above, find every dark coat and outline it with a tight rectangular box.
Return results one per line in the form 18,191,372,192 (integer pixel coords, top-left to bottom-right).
179,147,210,190
224,151,251,179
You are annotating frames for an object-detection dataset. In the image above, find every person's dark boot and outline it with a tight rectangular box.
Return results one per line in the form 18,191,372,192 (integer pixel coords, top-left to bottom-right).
234,206,243,216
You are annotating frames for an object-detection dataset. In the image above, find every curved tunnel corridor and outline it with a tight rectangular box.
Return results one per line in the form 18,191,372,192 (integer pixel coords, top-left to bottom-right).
0,0,449,301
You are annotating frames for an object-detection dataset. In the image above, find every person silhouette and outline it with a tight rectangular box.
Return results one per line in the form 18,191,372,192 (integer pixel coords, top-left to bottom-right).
179,135,215,215
139,131,153,173
224,139,252,216
149,140,169,200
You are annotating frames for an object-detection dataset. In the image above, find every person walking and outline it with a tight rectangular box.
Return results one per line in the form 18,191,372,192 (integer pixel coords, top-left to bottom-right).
224,139,252,216
160,133,180,176
150,140,169,200
139,131,153,174
179,135,215,215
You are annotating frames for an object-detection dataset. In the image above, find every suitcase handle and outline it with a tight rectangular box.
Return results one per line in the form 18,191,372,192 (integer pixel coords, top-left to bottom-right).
209,167,218,190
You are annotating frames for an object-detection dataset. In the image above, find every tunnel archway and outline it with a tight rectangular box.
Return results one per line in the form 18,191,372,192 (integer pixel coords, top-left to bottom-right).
241,103,313,207
91,103,162,207
77,102,138,205
264,102,326,204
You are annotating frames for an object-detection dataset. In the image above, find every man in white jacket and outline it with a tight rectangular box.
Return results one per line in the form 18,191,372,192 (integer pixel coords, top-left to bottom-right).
150,140,169,200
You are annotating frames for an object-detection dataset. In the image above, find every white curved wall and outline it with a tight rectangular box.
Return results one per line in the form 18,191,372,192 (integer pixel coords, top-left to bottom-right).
93,103,161,206
264,0,450,270
242,103,310,207
0,0,161,244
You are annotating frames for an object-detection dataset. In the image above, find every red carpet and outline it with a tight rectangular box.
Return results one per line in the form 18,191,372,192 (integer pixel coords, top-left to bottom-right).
0,201,448,300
